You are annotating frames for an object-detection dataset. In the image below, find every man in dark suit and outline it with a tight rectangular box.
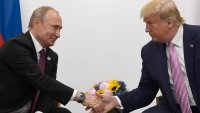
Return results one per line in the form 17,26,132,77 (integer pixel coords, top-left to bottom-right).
91,0,200,113
0,6,98,113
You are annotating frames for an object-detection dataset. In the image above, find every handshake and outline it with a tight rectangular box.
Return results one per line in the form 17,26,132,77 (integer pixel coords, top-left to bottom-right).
78,91,120,113
76,80,127,113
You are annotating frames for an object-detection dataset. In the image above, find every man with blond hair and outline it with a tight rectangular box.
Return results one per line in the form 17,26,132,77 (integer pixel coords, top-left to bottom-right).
91,0,200,113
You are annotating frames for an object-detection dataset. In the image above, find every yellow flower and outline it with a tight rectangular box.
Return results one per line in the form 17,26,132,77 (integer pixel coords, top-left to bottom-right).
108,80,120,92
108,80,118,84
96,89,105,94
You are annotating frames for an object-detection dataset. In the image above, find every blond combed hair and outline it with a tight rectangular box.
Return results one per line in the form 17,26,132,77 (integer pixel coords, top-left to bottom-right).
140,0,184,25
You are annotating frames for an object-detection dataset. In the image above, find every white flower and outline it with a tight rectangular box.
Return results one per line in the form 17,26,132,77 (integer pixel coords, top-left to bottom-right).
99,82,109,90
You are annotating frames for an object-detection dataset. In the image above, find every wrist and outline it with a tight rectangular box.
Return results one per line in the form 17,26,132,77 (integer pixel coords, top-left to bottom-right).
77,92,85,103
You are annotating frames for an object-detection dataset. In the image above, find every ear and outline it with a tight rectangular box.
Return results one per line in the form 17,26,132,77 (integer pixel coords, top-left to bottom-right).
167,19,174,28
33,18,41,30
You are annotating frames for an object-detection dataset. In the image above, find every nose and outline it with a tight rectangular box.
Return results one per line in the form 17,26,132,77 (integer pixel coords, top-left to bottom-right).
55,29,60,38
145,24,151,33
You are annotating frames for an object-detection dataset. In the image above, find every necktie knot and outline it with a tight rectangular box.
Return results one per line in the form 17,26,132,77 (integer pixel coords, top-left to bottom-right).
39,49,45,56
39,49,45,73
168,42,175,48
169,43,177,58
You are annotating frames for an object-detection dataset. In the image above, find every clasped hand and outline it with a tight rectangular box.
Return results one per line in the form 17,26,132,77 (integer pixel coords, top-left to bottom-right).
82,93,119,113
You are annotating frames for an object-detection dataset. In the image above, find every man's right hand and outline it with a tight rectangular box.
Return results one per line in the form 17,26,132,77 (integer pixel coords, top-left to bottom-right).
88,93,120,113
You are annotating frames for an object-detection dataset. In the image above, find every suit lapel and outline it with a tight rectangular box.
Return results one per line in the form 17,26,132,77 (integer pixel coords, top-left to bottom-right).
21,31,38,62
183,24,198,101
44,48,53,75
23,31,53,75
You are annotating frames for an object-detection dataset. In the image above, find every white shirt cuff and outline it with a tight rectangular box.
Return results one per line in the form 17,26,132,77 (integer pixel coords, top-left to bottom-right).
70,90,78,101
114,96,124,109
35,111,43,113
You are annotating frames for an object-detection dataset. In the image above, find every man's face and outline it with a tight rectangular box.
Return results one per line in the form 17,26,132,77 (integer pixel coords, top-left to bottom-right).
144,14,169,43
37,10,62,47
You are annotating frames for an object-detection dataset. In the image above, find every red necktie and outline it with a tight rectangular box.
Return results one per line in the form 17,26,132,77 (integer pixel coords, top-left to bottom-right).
31,49,45,113
169,43,192,113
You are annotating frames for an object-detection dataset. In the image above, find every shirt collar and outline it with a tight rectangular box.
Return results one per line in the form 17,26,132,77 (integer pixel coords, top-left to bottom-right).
170,25,183,47
29,31,45,53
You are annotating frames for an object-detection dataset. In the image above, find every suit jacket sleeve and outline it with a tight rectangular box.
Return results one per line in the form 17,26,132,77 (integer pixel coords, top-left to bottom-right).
3,36,74,105
118,43,159,113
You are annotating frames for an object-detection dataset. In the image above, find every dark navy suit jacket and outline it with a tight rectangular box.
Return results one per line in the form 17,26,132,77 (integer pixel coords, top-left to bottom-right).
118,24,200,113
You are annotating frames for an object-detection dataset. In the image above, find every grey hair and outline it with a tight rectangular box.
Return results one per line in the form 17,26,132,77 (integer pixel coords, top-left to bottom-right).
28,6,57,28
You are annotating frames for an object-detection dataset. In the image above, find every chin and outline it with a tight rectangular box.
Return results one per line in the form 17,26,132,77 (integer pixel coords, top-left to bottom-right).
50,41,55,45
151,38,158,42
47,43,54,47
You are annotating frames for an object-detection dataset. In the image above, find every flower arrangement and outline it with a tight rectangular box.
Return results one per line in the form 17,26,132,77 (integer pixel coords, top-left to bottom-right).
86,80,128,113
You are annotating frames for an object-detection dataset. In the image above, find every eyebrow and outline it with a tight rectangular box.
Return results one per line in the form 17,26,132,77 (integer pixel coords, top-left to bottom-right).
52,25,63,29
